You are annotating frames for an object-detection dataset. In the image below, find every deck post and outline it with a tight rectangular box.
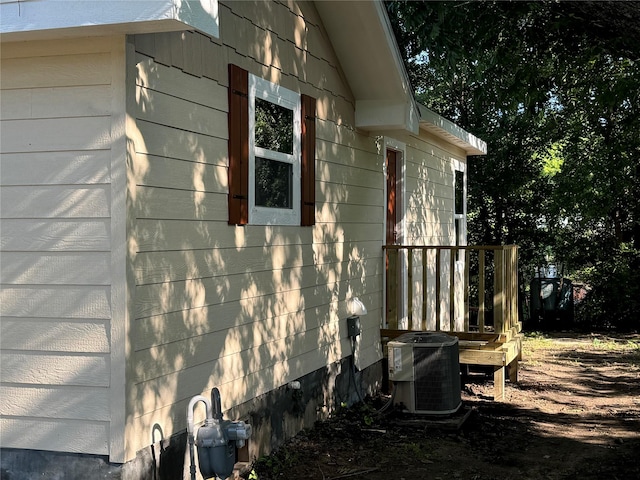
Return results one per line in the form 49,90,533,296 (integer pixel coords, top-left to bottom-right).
508,360,519,383
493,366,506,401
449,249,456,331
421,250,428,330
494,248,505,334
435,250,441,331
407,248,413,328
463,249,470,332
508,246,519,331
478,250,486,333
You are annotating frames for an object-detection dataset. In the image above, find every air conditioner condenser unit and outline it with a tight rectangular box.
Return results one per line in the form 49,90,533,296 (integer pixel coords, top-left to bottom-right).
388,332,461,414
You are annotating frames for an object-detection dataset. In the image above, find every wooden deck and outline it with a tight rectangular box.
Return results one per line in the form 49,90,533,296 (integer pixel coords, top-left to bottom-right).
382,245,522,401
381,329,522,400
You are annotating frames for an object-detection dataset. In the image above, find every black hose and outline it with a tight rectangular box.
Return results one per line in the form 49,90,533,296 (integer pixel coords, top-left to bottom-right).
188,434,196,480
376,383,396,414
349,337,364,403
349,335,396,414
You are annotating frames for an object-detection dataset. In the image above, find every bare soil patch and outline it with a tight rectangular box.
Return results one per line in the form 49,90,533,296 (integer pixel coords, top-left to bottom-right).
245,332,640,480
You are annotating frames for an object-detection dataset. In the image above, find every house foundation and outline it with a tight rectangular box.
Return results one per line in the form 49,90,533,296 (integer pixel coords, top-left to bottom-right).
1,358,382,480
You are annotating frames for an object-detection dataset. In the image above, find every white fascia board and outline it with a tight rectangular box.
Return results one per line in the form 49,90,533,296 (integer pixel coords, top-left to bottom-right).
356,99,420,134
373,0,414,101
0,0,219,40
418,104,487,156
315,0,420,134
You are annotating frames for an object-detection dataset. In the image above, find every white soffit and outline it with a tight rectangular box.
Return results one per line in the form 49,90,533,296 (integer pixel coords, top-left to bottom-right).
315,0,419,133
0,0,219,41
418,104,487,156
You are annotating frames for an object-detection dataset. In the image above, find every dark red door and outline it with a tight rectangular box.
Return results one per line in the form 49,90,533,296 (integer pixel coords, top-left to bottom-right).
386,150,398,324
386,150,397,245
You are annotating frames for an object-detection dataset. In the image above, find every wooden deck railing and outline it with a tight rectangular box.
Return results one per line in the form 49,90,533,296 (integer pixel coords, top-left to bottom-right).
383,245,520,336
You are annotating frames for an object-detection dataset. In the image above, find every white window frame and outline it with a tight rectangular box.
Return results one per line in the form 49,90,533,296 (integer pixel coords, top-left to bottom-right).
452,160,468,330
383,138,407,247
248,74,301,225
382,137,409,328
452,160,467,247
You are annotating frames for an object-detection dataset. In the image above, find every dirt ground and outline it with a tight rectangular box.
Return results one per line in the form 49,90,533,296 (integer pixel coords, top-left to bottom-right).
244,332,640,480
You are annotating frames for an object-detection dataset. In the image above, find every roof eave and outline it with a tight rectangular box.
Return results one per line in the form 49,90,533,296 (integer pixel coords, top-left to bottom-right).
0,0,219,41
418,104,487,156
315,0,419,134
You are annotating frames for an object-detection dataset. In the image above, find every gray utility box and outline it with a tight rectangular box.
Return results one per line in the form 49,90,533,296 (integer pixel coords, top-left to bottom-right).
388,332,461,415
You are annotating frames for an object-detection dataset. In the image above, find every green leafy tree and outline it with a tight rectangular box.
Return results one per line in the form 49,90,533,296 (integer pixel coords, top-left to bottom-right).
386,0,640,330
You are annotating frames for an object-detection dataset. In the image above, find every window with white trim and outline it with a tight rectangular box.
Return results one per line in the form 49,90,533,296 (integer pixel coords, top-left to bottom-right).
227,64,316,226
454,168,466,248
249,75,301,225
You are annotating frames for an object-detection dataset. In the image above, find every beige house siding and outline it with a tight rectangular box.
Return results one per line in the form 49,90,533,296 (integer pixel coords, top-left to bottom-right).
0,36,126,457
385,131,469,331
0,0,479,466
404,133,467,246
126,0,383,457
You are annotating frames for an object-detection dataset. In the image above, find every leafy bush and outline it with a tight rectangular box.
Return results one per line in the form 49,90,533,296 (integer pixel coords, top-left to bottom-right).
574,248,640,331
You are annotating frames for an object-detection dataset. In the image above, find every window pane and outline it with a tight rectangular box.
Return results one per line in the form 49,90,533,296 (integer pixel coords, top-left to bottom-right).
255,98,293,154
255,157,292,208
455,170,464,215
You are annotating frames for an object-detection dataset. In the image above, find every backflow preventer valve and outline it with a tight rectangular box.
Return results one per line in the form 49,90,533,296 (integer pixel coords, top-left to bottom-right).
187,388,252,479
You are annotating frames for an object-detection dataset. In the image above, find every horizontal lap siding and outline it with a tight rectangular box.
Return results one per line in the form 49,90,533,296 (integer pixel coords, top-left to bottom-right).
403,133,468,246
128,0,383,451
396,133,468,331
0,38,117,455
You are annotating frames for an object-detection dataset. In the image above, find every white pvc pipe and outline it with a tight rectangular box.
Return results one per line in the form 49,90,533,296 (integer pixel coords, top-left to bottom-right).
186,395,212,435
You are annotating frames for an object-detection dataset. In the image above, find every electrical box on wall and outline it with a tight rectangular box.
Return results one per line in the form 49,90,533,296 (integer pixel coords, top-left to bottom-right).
347,315,361,338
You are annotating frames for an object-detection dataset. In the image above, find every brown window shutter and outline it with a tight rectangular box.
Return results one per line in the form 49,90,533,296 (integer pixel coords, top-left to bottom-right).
301,94,316,226
228,64,249,225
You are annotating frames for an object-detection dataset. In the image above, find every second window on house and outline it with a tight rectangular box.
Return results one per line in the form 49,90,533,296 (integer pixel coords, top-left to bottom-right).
454,168,466,248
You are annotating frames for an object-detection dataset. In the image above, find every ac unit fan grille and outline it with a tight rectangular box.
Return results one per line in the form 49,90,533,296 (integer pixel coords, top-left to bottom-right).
412,344,461,413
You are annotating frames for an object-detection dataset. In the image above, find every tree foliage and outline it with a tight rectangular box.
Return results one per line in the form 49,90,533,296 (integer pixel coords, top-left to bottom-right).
386,1,640,329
